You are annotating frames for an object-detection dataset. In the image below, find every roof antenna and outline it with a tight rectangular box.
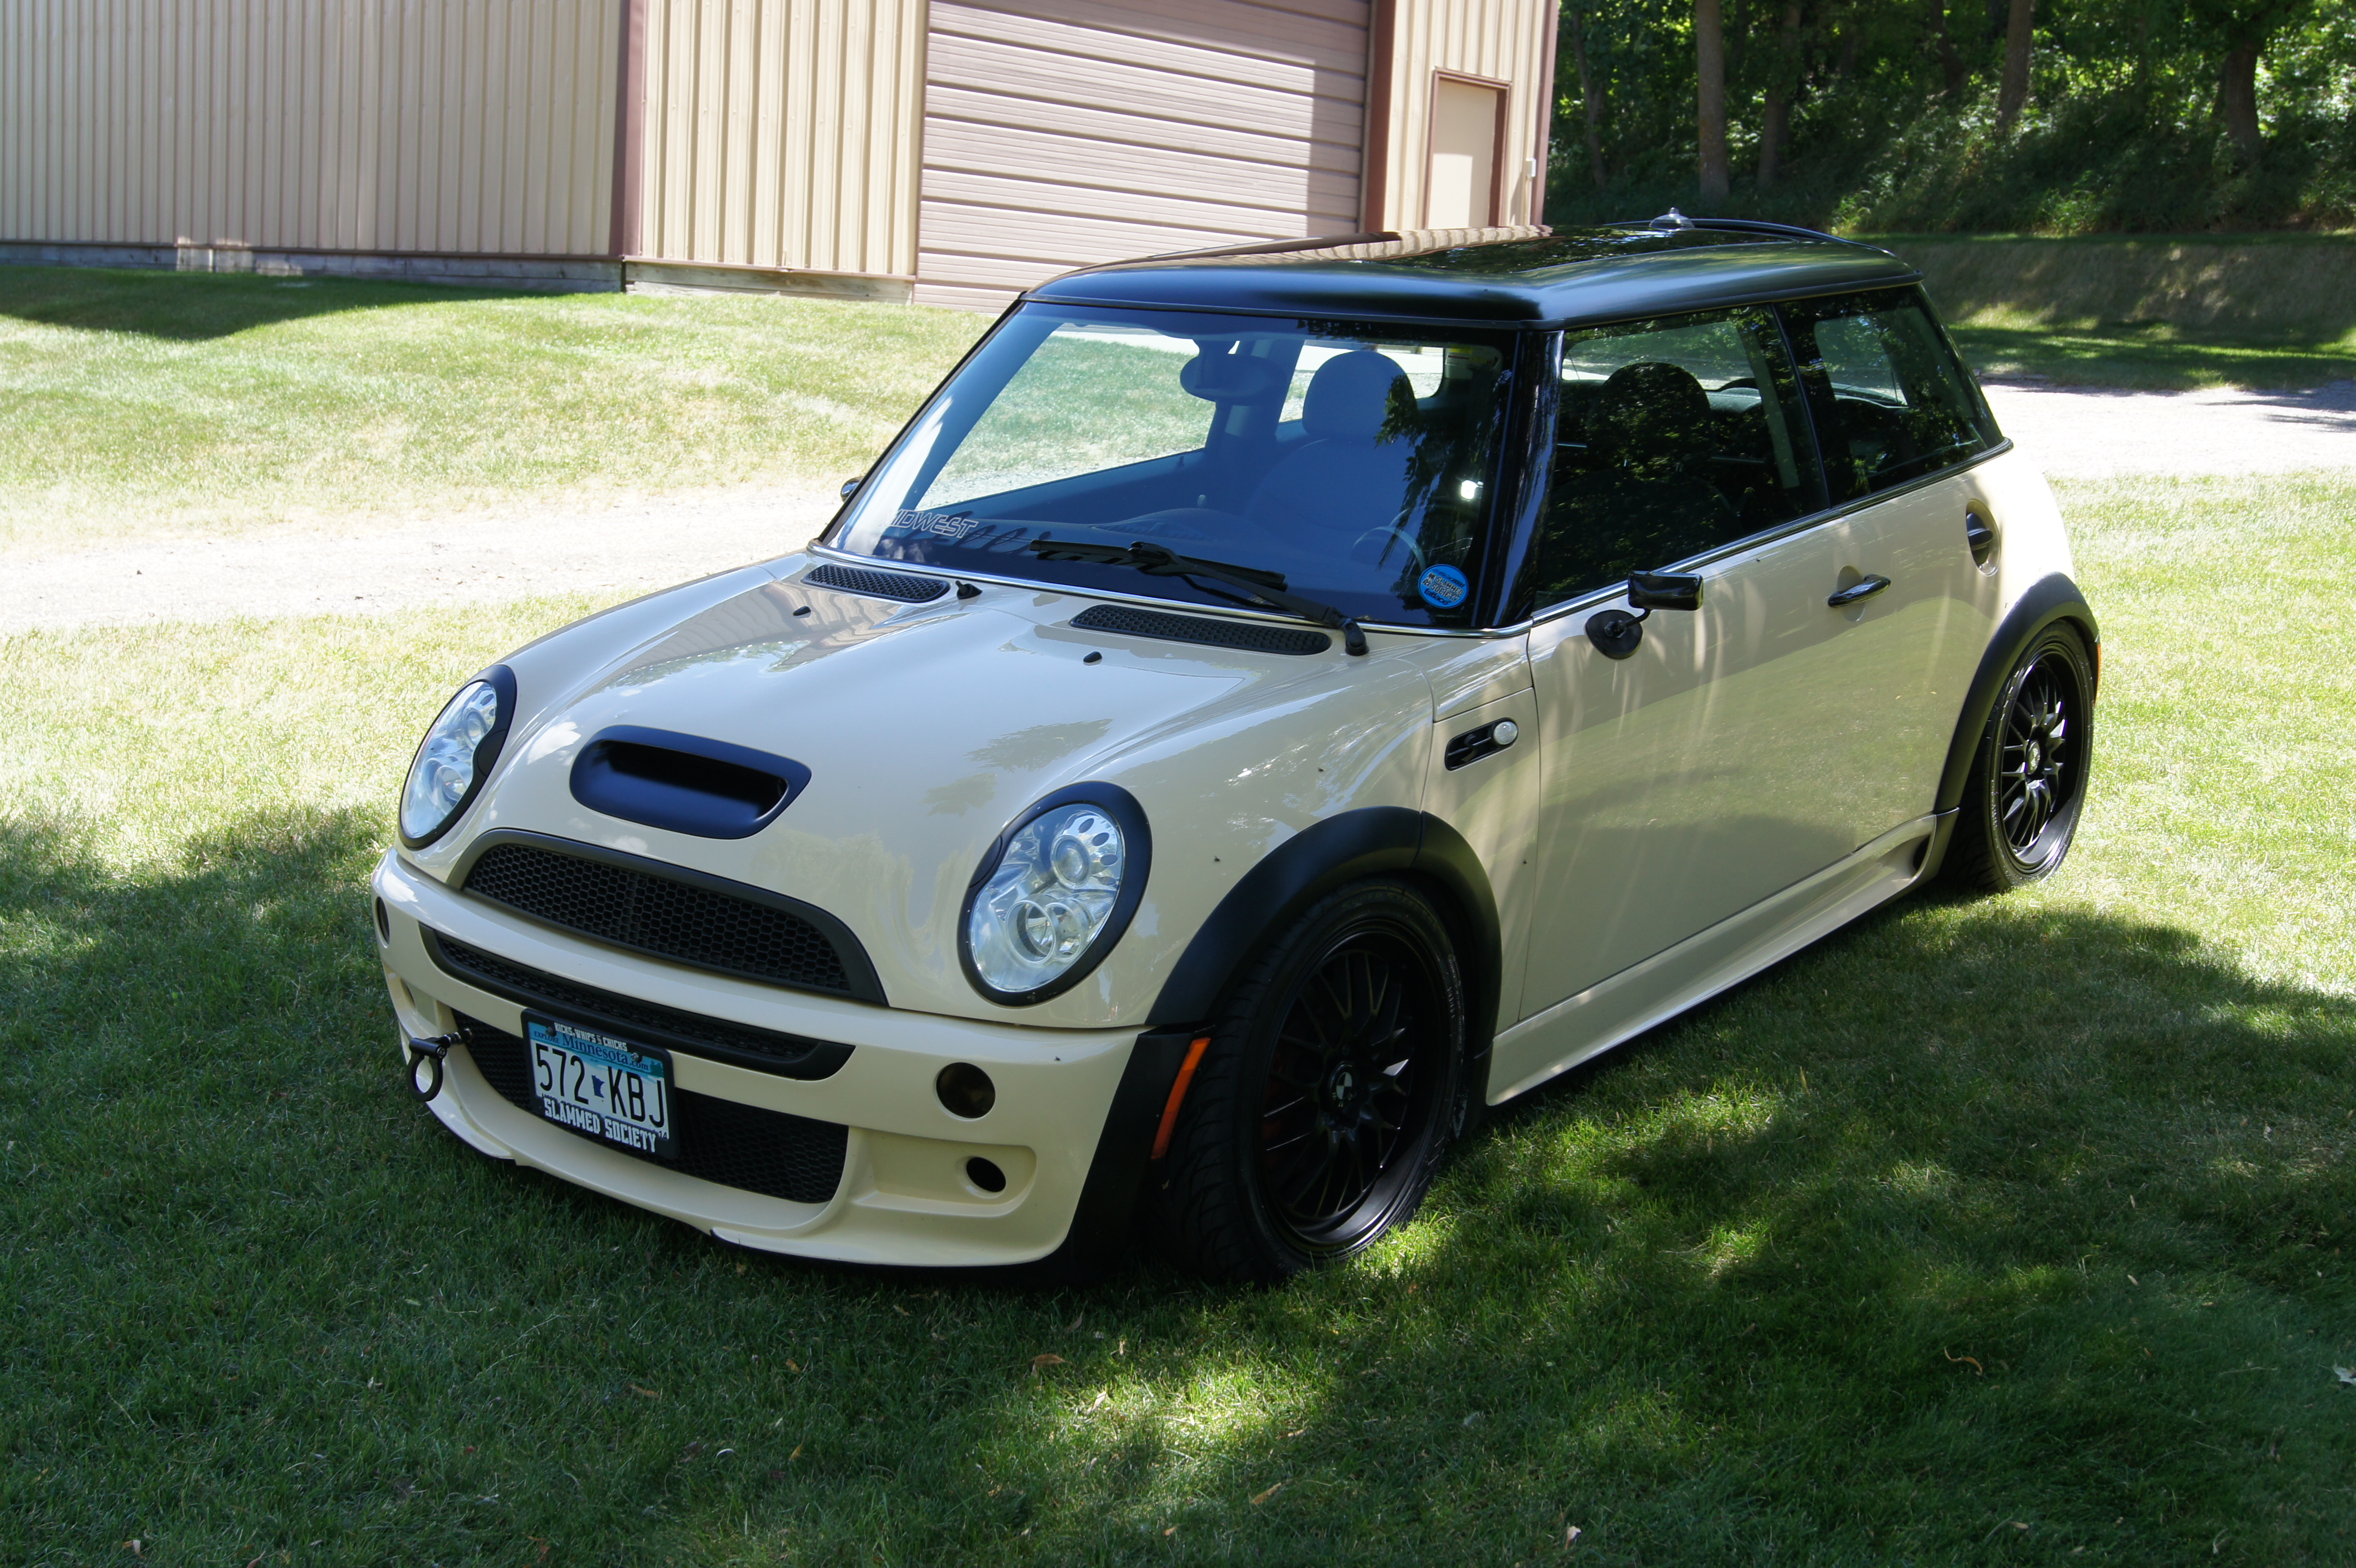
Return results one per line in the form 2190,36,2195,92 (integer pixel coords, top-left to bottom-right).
1651,207,1695,230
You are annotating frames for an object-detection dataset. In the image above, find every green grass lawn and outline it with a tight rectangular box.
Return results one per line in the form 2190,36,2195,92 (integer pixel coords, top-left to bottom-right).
3,471,2351,1564
0,268,987,555
1948,321,2356,391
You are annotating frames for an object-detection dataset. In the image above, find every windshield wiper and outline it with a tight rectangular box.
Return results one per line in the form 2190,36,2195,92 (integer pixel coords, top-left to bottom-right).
1026,539,1368,656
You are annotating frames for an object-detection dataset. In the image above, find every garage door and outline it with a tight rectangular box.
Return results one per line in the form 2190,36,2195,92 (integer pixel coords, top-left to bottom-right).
917,0,1371,310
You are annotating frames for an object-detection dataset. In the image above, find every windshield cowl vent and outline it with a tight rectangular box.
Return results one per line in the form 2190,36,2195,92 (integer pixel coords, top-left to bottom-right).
1070,604,1331,656
806,562,950,602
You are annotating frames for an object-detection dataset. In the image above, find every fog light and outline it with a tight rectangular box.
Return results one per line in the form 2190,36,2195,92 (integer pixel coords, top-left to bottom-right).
936,1063,995,1119
965,1157,1007,1194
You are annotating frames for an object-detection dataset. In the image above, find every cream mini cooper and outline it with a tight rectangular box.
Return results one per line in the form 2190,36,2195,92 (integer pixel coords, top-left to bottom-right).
375,217,2098,1282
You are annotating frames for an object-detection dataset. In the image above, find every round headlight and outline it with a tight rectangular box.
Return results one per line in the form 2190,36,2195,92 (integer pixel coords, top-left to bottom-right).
398,667,516,848
960,787,1151,1004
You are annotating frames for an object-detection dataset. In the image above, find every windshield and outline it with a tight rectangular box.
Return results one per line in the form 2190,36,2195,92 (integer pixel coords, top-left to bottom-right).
828,305,1518,627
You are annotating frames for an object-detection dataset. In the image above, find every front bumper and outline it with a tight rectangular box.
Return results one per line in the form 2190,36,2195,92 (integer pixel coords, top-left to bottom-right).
371,849,1165,1268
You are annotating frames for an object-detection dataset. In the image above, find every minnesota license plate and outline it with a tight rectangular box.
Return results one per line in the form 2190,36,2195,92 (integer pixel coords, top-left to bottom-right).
524,1014,676,1160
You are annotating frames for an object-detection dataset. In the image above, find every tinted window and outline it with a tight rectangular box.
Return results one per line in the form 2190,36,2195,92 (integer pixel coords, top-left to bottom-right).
1781,289,2001,501
1528,306,1821,610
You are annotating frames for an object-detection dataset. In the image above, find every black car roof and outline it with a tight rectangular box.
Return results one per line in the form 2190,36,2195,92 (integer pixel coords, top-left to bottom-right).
1026,221,1920,330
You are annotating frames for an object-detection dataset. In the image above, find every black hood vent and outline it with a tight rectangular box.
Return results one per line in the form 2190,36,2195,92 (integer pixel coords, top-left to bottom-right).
1070,603,1331,655
806,562,950,602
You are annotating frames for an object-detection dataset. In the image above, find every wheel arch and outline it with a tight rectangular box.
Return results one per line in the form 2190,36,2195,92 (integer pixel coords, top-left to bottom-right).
1148,807,1504,1101
1920,572,2099,875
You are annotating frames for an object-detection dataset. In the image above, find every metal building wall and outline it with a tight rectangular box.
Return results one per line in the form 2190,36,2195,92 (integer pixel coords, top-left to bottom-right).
1364,0,1557,233
0,0,620,260
633,0,925,283
914,0,1371,311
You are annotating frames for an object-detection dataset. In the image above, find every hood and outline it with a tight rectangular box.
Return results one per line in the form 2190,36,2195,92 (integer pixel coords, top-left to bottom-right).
421,557,1441,1027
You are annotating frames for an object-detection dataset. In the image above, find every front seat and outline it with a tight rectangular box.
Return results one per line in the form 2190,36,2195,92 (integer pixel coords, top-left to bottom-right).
1245,350,1415,533
1536,360,1738,601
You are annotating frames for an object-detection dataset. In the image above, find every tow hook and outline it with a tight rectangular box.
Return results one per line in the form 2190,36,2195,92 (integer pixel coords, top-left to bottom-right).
405,1033,462,1103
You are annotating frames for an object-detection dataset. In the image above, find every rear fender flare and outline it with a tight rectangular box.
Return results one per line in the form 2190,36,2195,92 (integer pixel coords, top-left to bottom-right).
1921,571,2100,874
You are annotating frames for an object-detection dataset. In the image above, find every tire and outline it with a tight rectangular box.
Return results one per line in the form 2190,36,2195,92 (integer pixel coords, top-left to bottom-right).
1946,621,2095,893
1146,878,1469,1283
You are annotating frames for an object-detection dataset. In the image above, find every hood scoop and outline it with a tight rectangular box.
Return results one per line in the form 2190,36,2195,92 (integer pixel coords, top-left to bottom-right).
570,726,810,839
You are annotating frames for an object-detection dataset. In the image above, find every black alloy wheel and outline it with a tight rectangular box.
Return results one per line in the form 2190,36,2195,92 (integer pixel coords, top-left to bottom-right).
1147,879,1468,1282
1949,622,2095,892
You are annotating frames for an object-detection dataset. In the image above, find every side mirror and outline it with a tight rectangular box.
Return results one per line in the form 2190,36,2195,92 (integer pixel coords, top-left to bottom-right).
1627,571,1703,612
839,476,863,502
1586,571,1704,660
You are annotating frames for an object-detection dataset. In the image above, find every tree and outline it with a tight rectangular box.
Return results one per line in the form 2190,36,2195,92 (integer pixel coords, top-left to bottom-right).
2190,0,2318,165
1926,0,1969,100
1565,3,1611,190
1996,0,2036,127
1696,0,1731,202
1758,1,1805,190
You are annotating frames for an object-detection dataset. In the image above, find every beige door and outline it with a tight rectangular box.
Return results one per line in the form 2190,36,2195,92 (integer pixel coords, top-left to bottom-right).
1512,294,2000,1020
1425,75,1504,228
916,0,1371,309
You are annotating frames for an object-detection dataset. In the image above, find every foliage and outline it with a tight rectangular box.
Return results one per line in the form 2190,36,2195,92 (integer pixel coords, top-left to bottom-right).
1549,0,2356,232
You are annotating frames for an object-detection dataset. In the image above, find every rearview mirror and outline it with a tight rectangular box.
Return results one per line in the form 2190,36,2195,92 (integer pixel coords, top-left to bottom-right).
839,476,862,502
1627,571,1703,612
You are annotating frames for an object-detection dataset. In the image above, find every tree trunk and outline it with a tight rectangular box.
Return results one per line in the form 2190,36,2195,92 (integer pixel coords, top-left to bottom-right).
1697,0,1731,204
1996,0,2034,128
2220,41,2263,165
1758,1,1803,191
1928,0,1968,100
1567,5,1609,191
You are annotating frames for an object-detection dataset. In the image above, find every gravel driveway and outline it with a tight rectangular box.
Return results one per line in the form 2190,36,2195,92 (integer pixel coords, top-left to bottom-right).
6,379,2352,635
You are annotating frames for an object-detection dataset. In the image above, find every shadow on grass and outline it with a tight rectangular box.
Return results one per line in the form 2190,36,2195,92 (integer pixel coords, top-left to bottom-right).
0,265,544,342
5,814,2354,1565
1951,322,2356,391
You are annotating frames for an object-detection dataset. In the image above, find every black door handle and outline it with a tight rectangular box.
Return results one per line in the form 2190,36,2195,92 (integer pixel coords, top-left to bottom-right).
1827,575,1892,607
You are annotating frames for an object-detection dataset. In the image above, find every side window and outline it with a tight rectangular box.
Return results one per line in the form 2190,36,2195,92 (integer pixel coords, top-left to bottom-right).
1780,289,2002,502
1528,306,1822,611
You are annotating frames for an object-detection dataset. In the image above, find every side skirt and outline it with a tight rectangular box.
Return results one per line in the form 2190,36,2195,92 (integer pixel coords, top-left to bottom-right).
1487,812,1949,1104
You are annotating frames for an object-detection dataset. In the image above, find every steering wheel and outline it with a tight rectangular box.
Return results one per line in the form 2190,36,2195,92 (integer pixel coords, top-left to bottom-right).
1350,524,1426,575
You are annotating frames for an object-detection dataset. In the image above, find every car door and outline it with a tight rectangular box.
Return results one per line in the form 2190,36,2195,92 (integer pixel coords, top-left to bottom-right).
1508,289,2005,1041
1513,304,1857,1029
1772,287,2008,836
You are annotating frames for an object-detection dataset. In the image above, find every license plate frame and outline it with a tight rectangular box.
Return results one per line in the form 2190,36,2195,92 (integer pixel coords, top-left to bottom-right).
523,1013,677,1161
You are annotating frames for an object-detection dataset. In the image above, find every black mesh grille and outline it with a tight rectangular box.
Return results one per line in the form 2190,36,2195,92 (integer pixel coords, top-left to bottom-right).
806,562,949,602
459,1013,848,1205
431,934,851,1080
1070,604,1331,656
461,842,853,995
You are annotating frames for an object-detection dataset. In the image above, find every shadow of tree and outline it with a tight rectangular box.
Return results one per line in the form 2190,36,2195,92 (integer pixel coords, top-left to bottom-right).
5,814,2352,1565
0,265,543,343
1950,321,2356,391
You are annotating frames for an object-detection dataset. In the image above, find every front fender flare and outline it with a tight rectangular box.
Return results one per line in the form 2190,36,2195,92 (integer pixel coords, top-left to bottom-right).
1147,808,1503,1100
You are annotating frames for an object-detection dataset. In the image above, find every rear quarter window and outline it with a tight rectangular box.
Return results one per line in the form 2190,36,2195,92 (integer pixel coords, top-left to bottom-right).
1780,288,2002,502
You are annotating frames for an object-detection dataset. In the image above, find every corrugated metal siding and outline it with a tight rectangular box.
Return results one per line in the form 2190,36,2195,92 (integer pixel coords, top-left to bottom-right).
1373,0,1554,231
0,0,618,256
916,0,1370,311
634,0,924,278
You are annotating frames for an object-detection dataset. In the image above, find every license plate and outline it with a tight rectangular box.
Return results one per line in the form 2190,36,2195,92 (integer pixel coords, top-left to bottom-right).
524,1014,676,1160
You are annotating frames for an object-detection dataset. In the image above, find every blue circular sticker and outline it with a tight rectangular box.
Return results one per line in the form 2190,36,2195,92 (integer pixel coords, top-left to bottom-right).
1417,563,1470,610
